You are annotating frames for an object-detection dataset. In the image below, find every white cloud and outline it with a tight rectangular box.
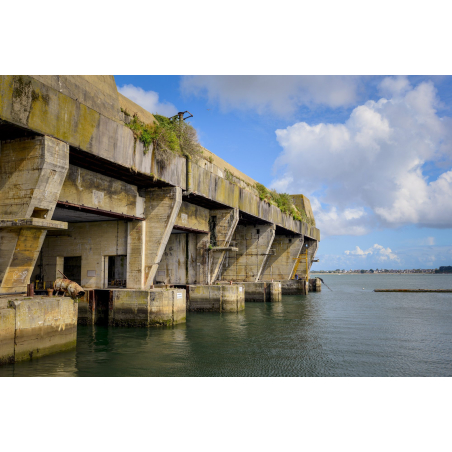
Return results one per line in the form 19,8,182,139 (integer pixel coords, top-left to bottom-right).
345,244,400,262
181,75,361,116
378,75,411,97
271,78,452,235
118,84,178,117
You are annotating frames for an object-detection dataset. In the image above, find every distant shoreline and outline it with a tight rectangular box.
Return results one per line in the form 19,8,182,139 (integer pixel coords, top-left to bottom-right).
310,272,447,275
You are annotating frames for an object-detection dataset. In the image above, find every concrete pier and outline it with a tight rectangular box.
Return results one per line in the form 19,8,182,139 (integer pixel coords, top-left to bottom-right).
309,278,322,292
281,280,309,295
242,282,282,302
187,284,245,312
0,295,77,364
78,288,186,326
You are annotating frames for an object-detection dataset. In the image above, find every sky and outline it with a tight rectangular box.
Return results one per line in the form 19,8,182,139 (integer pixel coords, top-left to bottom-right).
114,75,452,271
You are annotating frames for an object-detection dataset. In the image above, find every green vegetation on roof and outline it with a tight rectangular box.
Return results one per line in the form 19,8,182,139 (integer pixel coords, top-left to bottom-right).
122,110,202,164
255,183,315,226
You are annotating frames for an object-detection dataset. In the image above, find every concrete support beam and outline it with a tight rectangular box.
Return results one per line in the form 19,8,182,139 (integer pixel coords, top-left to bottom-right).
126,187,182,289
259,234,304,281
208,208,238,284
221,223,275,282
0,136,69,293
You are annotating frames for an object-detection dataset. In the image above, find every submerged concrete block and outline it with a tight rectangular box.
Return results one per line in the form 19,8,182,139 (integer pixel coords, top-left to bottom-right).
9,296,77,362
309,278,322,292
109,289,186,327
188,284,245,312
280,280,309,295
242,282,281,302
149,289,186,326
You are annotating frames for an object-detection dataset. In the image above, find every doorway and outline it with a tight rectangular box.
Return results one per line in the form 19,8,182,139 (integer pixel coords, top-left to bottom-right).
106,255,127,288
63,256,82,284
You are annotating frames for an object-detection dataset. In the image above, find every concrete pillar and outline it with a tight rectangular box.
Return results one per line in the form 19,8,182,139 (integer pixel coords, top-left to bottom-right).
295,238,318,280
0,136,69,293
208,208,238,284
259,234,304,281
221,223,275,282
126,187,182,289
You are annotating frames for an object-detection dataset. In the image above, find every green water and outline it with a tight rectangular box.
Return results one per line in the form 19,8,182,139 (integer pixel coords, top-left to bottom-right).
1,274,452,377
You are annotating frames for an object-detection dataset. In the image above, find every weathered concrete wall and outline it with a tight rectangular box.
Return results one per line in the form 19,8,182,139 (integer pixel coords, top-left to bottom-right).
174,201,209,232
0,304,15,364
59,165,143,216
188,284,244,312
0,76,319,240
200,146,258,189
0,296,77,364
32,221,128,289
260,235,304,281
190,162,320,240
0,136,69,293
221,223,275,282
31,75,122,122
0,76,185,190
291,194,316,226
0,136,69,218
109,288,186,326
157,233,187,284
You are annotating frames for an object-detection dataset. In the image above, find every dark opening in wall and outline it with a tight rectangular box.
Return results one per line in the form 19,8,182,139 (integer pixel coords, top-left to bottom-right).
31,207,49,219
209,215,217,246
107,255,126,287
64,256,81,285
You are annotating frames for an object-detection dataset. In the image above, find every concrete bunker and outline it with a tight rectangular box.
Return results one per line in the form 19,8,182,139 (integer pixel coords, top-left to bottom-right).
0,75,321,365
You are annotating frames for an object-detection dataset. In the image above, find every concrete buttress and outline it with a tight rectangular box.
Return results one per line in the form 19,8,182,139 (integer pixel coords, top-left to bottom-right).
208,208,238,284
0,136,69,293
259,234,304,281
126,187,182,289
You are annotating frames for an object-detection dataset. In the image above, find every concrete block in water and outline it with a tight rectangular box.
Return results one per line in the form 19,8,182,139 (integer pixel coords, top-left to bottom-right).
9,296,78,362
108,289,186,327
0,305,15,365
309,278,322,292
280,280,309,295
187,285,245,312
242,282,282,302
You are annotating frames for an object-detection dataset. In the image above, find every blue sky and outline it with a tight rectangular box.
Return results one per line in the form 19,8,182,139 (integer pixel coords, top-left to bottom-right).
115,75,452,271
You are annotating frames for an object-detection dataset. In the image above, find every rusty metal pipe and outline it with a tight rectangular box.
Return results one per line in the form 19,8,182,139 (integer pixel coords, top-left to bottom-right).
54,278,85,299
